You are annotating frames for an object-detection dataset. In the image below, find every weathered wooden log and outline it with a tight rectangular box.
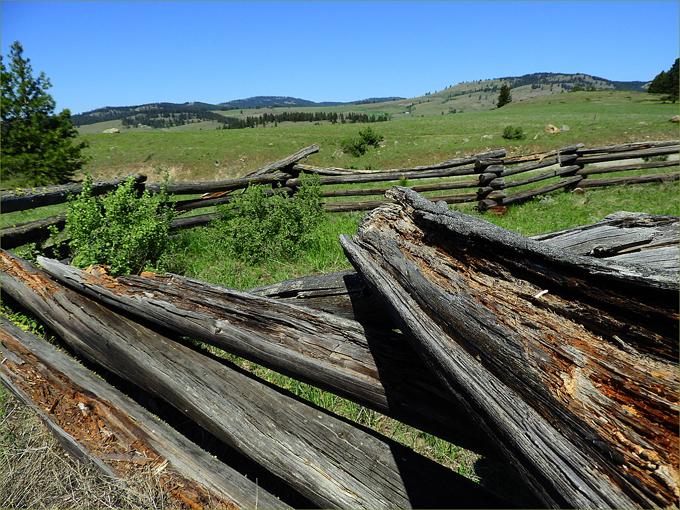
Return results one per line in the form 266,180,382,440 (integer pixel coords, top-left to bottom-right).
173,187,293,212
323,189,506,212
145,172,292,195
291,163,376,175
576,158,679,176
501,175,583,205
579,171,679,188
1,175,146,213
575,145,679,165
339,187,678,509
503,144,584,164
319,179,480,199
1,318,286,510
501,156,563,177
34,255,496,456
576,140,679,156
503,165,581,189
169,212,222,231
1,212,67,249
245,144,320,177
1,252,512,509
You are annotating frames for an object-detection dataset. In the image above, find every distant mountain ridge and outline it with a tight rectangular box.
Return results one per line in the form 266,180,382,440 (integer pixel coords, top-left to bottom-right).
71,72,650,128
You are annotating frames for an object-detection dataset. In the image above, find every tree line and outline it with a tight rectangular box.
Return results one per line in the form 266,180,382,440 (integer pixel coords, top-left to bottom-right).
218,111,390,129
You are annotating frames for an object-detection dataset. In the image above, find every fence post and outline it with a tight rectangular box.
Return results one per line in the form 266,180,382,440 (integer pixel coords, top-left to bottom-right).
475,158,505,211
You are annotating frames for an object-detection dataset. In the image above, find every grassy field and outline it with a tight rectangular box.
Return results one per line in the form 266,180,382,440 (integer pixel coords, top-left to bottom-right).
73,90,679,183
2,90,679,508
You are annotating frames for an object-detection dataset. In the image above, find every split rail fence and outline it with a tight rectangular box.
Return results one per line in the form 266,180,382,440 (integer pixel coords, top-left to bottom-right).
1,140,678,250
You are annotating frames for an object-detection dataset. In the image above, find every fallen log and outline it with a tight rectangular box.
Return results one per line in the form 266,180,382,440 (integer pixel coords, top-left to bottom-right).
244,144,320,177
1,175,146,213
34,254,495,456
338,187,678,509
1,318,284,510
1,252,512,509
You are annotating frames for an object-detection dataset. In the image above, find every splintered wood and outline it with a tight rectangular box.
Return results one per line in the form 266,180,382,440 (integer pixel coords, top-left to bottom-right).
339,186,678,509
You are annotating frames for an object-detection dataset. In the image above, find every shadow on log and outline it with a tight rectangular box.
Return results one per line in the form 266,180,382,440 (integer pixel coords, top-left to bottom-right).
339,187,678,509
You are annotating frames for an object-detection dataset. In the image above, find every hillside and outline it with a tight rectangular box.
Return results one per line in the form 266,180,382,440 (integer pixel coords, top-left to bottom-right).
73,72,652,134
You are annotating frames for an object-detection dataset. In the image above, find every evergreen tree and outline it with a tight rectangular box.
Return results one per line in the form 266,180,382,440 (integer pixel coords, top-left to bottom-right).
648,58,679,103
496,84,512,108
1,41,88,185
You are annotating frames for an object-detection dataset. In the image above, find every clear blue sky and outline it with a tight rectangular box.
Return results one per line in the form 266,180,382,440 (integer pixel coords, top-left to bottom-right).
2,1,678,115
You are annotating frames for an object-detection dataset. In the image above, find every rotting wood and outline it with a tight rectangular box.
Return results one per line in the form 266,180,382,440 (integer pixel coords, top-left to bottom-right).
244,144,320,177
0,175,146,213
1,252,514,509
1,319,277,510
33,253,496,457
339,187,679,509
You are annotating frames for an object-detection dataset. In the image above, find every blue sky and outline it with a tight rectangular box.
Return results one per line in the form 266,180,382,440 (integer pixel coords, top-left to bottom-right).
1,1,678,115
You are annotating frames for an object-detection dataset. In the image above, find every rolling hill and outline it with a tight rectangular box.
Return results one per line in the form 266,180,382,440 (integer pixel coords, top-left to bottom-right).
72,72,651,133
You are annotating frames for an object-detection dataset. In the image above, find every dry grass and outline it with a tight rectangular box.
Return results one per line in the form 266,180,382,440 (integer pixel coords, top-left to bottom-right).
0,388,180,510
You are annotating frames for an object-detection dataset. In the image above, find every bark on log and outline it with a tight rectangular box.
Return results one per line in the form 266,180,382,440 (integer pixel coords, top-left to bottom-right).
1,175,146,213
575,145,679,165
338,187,678,509
33,255,495,456
1,252,512,509
1,213,66,249
244,144,320,177
501,175,583,205
145,172,292,195
579,171,679,188
1,319,284,510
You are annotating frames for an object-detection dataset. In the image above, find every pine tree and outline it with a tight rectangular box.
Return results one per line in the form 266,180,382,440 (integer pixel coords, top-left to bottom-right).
496,84,512,108
1,41,88,185
648,58,679,103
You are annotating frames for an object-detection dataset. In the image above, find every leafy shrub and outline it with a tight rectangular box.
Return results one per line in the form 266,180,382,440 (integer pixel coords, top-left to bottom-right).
64,175,174,276
214,172,325,263
341,126,384,157
502,125,525,140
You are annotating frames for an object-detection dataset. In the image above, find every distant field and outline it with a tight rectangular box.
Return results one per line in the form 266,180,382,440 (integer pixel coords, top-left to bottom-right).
75,91,679,183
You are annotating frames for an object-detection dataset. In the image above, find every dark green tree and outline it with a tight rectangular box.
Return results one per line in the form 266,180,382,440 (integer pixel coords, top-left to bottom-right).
648,58,679,103
1,41,88,186
496,84,512,108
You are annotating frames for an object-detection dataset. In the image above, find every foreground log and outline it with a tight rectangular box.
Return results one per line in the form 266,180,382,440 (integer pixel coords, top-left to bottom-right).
35,255,495,456
1,252,512,509
1,319,283,510
0,174,146,213
339,187,678,509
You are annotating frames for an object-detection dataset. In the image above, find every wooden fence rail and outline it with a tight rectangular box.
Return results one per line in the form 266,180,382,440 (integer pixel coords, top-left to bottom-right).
1,141,678,248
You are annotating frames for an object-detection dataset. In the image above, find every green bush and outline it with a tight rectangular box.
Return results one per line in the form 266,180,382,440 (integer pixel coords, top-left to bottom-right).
340,126,384,157
64,175,174,276
502,125,525,140
214,172,325,263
